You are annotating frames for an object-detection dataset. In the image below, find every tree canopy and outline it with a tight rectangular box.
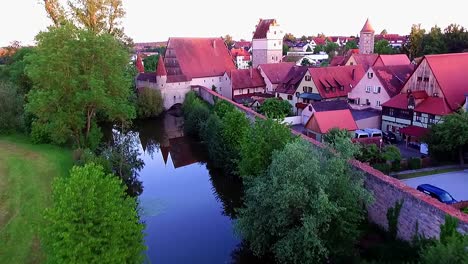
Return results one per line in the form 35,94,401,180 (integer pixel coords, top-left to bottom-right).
258,98,292,118
374,39,394,54
26,24,135,148
345,40,358,51
42,163,146,263
142,55,159,72
236,139,371,263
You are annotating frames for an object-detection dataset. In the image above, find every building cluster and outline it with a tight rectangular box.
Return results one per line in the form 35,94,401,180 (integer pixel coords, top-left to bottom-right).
135,19,468,148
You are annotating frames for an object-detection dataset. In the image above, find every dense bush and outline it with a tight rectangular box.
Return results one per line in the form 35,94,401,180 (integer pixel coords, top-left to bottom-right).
42,163,146,263
323,127,351,147
258,98,292,118
182,91,211,137
372,163,391,174
0,81,24,133
236,139,371,263
136,87,163,118
408,157,422,170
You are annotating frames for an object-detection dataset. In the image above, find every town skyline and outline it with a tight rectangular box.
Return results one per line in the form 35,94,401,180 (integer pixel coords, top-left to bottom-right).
2,0,468,47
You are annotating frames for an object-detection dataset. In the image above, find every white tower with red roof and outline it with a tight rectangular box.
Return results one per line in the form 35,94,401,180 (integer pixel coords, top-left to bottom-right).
359,18,375,54
252,19,283,67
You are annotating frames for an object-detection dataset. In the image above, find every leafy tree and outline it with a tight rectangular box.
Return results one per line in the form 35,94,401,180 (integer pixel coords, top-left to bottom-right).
374,40,394,54
323,128,351,147
258,98,292,118
220,109,250,173
381,145,401,163
0,81,24,133
424,111,468,166
142,55,158,72
300,35,308,41
408,24,426,59
356,144,382,164
4,47,35,95
101,131,145,196
380,29,388,35
136,87,163,118
345,40,358,50
223,34,234,48
26,25,135,149
239,118,293,179
283,33,296,42
282,44,290,56
313,44,325,54
182,93,210,137
300,57,312,66
443,24,468,53
213,99,235,119
200,114,228,169
325,41,340,55
42,163,145,263
236,139,371,263
42,0,132,45
423,26,447,55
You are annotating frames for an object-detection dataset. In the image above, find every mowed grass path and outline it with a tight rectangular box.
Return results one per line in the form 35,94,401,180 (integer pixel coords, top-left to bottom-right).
0,135,73,263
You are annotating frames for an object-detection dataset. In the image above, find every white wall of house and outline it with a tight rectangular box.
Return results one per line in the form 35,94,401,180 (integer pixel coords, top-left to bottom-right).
349,68,391,110
233,87,265,96
236,56,251,69
258,67,276,94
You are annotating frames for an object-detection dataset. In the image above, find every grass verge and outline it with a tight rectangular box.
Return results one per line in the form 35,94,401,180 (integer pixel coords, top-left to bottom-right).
397,168,463,180
0,135,72,263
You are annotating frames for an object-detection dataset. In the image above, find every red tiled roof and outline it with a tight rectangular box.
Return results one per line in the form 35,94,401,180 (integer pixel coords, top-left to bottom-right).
253,19,276,39
231,69,266,90
350,54,379,70
361,18,375,32
425,53,468,111
381,90,434,111
381,93,411,109
412,90,429,99
233,41,251,49
306,109,358,134
156,55,167,76
312,37,331,46
375,54,411,67
136,54,145,73
399,126,429,138
231,48,251,61
276,66,310,94
165,37,236,80
415,97,451,116
258,62,295,84
373,65,415,97
329,56,347,66
309,65,366,99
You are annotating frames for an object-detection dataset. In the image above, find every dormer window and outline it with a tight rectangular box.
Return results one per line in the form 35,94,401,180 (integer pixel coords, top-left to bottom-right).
433,93,439,97
367,72,374,79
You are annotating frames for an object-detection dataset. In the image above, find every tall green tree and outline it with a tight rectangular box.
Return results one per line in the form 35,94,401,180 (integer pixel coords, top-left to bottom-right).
42,163,145,263
223,34,234,48
325,41,339,55
258,98,292,118
424,111,468,166
323,128,351,147
239,118,293,179
408,24,426,59
4,47,35,95
345,40,358,51
0,81,24,133
142,55,159,72
374,39,394,54
423,26,447,55
443,24,468,53
282,44,290,56
313,44,325,54
26,24,135,148
236,139,371,263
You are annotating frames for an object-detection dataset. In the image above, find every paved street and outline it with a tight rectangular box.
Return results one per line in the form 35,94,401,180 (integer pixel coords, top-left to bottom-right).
403,170,468,201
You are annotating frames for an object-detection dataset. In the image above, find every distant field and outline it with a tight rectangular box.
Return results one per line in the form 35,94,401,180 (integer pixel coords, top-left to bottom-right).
0,135,72,263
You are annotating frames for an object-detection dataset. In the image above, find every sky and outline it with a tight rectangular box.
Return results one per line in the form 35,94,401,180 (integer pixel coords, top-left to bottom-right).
1,0,468,47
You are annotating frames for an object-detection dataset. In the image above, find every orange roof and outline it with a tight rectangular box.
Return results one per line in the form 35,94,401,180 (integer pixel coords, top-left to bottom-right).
424,53,468,111
258,62,295,84
136,54,145,73
373,65,415,97
305,109,358,134
351,54,379,70
375,54,411,66
309,65,365,99
156,55,167,76
361,18,375,32
231,68,266,90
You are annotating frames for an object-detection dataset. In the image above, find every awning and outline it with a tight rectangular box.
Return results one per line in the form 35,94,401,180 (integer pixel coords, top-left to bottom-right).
299,93,322,100
399,125,429,138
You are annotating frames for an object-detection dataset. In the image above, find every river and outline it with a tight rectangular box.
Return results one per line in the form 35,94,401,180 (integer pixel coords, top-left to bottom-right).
127,111,263,264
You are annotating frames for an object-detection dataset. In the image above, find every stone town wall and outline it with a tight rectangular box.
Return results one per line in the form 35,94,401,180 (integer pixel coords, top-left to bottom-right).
196,86,468,240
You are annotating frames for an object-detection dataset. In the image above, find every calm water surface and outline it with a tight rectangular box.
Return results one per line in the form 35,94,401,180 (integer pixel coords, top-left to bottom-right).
129,111,255,264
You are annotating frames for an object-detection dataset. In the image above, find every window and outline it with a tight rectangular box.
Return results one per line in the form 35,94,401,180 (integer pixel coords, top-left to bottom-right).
389,108,395,116
376,101,381,106
247,89,250,94
219,77,222,82
296,92,300,97
367,72,374,79
303,86,307,92
272,56,274,60
287,95,293,100
366,99,370,105
423,77,429,82
417,76,422,82
374,86,381,93
274,43,276,47
365,86,372,93
305,75,311,81
415,112,421,122
428,114,435,124
340,85,344,91
308,87,312,93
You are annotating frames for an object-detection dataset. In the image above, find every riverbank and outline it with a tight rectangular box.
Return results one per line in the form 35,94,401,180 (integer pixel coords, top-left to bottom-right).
0,135,73,263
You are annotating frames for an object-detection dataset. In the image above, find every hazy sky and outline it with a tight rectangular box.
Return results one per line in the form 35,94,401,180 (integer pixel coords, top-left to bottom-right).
2,0,467,47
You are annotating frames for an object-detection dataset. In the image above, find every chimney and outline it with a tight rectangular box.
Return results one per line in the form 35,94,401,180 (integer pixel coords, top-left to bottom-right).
352,69,355,80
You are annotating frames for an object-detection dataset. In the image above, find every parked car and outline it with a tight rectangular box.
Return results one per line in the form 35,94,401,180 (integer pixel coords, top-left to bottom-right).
354,130,369,139
416,184,458,204
383,131,397,144
364,128,382,138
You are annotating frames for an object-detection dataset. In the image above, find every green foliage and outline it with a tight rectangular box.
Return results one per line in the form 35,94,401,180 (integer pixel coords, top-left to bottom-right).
381,145,401,162
200,114,227,169
137,87,163,118
213,100,235,119
374,40,394,54
462,207,468,214
408,157,422,170
386,200,404,240
325,41,339,55
423,26,447,55
258,98,292,119
424,111,468,166
300,58,312,66
236,139,372,263
4,47,35,95
220,109,250,173
25,25,135,149
323,128,351,147
313,44,325,54
182,92,211,137
409,24,426,59
420,216,468,264
142,55,158,72
0,81,24,133
345,40,358,50
282,44,289,55
443,23,468,53
239,118,293,179
42,163,145,263
357,144,382,164
372,163,391,174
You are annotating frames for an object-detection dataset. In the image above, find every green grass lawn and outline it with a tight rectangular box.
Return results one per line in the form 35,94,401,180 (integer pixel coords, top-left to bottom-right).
397,167,463,180
0,135,73,264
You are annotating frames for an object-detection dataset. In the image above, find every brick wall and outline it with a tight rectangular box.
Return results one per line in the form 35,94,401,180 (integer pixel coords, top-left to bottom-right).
196,86,468,240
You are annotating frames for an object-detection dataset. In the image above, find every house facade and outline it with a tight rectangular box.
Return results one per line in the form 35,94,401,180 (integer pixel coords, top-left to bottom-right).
231,48,251,69
348,64,414,110
275,66,313,115
252,19,283,67
258,62,295,94
305,109,358,142
381,53,468,141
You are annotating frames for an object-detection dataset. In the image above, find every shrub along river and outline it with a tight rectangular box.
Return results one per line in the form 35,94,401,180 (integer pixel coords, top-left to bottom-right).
121,110,266,263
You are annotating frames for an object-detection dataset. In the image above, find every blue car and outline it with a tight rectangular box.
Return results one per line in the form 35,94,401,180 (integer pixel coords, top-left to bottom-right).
416,184,458,204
